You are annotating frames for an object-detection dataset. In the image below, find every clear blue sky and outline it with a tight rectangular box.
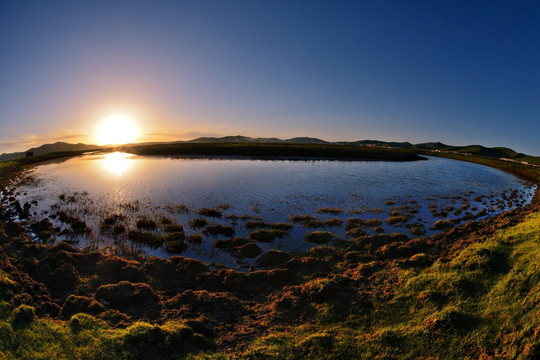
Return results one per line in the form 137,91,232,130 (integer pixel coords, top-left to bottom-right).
1,0,539,155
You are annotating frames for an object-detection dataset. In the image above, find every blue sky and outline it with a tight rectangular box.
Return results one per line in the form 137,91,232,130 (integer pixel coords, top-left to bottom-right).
1,0,539,155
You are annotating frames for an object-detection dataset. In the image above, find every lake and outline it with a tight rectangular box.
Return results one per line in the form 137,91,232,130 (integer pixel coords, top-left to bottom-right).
2,152,535,269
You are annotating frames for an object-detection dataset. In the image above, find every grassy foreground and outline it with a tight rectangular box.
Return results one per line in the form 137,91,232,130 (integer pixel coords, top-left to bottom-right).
0,149,538,359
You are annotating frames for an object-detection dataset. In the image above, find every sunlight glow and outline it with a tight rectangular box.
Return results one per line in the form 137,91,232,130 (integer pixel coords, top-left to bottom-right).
101,152,132,176
96,114,139,145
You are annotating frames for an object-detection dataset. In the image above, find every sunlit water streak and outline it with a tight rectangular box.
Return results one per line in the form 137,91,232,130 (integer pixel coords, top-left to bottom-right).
3,152,535,269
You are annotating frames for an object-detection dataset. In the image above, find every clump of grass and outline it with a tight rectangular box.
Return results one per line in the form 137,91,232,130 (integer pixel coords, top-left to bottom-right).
203,224,235,237
189,217,208,229
164,204,189,213
317,207,343,214
196,207,222,218
161,217,173,225
345,218,364,230
165,232,187,254
245,220,267,229
386,215,409,225
324,218,343,227
136,218,158,231
186,233,203,245
128,230,163,247
305,231,335,244
289,215,337,228
217,202,230,210
409,223,427,236
431,219,452,230
11,304,35,329
101,214,125,228
249,229,287,242
271,222,293,231
289,214,317,223
164,224,184,233
0,271,15,301
363,218,382,227
347,227,366,237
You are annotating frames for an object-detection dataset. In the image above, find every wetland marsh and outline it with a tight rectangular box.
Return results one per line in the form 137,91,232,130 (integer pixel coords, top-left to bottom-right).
2,152,534,268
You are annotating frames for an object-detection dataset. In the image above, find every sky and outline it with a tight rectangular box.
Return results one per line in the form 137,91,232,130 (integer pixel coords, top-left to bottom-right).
1,0,539,155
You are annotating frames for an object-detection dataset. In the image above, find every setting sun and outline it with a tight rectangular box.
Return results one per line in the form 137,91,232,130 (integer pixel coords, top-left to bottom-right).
96,114,139,145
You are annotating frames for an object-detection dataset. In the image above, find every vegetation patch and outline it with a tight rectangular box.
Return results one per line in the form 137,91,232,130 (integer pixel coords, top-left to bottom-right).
317,207,343,214
203,224,235,237
188,217,208,229
136,218,158,231
196,207,222,218
249,229,287,242
128,230,163,247
305,231,335,244
386,215,410,225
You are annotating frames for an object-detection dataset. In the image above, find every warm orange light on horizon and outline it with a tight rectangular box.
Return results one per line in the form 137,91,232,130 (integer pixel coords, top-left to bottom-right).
96,113,140,145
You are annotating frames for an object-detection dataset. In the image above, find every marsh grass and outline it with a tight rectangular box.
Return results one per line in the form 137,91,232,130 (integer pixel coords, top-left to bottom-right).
248,229,287,242
222,212,540,359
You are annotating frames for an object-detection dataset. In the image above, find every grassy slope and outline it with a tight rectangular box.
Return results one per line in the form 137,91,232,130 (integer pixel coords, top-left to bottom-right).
222,211,540,359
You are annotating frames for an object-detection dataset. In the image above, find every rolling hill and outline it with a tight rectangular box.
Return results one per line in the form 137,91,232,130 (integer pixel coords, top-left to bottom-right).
1,137,538,164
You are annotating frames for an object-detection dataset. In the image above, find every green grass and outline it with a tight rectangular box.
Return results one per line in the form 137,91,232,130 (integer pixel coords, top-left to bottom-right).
222,212,540,359
0,312,207,360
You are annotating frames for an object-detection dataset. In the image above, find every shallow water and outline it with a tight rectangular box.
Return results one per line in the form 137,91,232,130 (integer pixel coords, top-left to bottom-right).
2,152,535,269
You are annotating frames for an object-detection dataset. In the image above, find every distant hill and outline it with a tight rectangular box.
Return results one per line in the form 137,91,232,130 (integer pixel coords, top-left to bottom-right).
413,142,452,150
282,137,328,144
407,144,539,164
1,137,538,165
0,142,99,162
349,140,413,148
26,142,99,156
187,135,327,144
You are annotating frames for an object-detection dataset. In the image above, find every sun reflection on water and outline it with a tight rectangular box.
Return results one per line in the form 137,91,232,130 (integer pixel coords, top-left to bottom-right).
101,152,133,176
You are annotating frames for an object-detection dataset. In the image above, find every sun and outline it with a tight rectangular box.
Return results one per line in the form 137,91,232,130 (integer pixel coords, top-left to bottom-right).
96,114,140,145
